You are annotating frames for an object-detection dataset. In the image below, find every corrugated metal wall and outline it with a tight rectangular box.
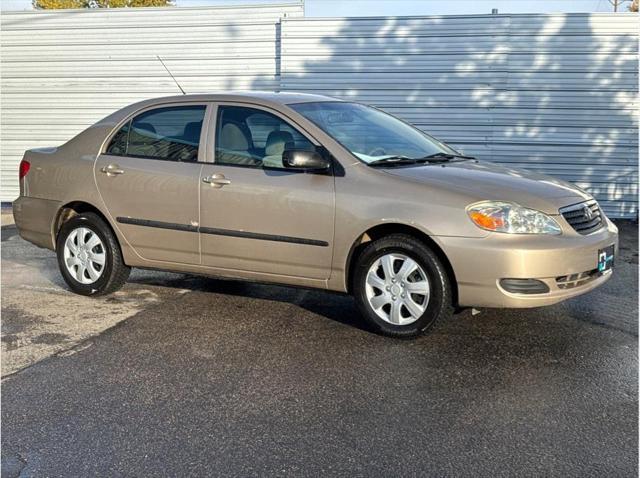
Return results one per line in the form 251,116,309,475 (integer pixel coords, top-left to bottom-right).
2,9,638,218
0,2,303,201
281,14,639,218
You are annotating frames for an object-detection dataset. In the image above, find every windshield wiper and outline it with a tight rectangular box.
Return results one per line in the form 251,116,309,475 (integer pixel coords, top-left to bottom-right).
368,155,418,166
368,152,476,167
418,152,476,162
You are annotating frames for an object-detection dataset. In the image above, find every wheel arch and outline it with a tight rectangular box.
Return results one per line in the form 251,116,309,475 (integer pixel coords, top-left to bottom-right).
52,201,115,250
345,223,459,307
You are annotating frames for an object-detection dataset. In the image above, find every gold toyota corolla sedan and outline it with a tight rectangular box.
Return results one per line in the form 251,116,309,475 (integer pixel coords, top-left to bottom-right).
13,92,618,337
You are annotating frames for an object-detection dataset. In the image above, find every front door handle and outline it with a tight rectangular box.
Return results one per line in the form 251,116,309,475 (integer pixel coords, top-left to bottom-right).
100,164,124,176
202,173,231,188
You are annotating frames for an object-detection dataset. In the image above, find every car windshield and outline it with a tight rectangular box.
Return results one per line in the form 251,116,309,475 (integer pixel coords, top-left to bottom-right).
290,101,459,164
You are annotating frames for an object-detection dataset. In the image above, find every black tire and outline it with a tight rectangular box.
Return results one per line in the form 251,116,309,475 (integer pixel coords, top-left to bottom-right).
56,212,130,296
353,234,453,338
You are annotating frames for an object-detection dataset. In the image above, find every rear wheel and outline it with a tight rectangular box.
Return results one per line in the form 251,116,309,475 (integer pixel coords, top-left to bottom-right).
56,212,130,296
353,234,453,338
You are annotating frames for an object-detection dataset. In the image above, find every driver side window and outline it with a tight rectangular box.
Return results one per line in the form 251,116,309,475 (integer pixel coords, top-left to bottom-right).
215,106,315,169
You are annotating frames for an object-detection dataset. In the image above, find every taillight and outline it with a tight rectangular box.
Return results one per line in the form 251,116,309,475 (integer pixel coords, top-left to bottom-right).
19,159,30,179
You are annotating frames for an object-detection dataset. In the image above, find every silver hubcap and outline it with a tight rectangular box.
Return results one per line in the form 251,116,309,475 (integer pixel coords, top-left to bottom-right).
63,227,106,285
365,253,430,326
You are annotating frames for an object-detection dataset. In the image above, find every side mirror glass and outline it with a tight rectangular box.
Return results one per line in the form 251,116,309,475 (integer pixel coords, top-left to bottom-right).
282,149,331,171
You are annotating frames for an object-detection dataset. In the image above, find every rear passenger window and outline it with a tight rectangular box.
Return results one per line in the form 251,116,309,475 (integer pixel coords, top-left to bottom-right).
106,121,129,156
106,105,206,162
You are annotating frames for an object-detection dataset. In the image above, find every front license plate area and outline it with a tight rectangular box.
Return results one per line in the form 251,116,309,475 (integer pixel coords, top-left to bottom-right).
597,244,615,273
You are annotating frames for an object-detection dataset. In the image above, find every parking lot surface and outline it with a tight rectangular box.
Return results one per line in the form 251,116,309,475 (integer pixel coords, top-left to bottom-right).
1,219,637,477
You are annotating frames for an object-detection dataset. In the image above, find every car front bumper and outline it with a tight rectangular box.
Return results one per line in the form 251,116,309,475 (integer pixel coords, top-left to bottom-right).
441,217,619,308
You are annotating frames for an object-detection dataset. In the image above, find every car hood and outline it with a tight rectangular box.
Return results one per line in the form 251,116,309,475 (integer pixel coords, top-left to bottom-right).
381,160,591,214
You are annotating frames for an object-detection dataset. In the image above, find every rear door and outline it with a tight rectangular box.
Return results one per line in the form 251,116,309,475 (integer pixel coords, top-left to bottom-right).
199,103,335,279
95,103,208,264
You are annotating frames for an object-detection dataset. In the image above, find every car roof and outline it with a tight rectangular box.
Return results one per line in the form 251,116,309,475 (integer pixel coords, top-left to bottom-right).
96,90,347,130
143,91,343,106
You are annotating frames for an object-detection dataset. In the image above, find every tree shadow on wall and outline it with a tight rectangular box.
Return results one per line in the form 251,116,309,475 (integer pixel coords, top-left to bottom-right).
257,12,638,217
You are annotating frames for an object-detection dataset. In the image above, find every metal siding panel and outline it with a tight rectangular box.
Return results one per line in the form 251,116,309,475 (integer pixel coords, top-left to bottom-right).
0,3,303,201
2,9,637,218
1,4,303,28
281,13,639,218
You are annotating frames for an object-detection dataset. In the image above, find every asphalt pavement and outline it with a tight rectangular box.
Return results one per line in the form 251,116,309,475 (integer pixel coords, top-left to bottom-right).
1,219,638,477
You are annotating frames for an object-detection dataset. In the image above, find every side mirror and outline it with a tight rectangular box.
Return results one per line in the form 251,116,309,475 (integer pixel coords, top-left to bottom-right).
282,149,331,171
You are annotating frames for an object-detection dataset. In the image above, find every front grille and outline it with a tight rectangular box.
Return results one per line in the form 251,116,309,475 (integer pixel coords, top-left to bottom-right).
556,269,600,290
560,200,604,235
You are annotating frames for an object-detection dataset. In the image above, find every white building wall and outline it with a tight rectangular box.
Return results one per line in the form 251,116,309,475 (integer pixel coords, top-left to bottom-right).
281,13,639,218
2,9,638,218
0,2,303,201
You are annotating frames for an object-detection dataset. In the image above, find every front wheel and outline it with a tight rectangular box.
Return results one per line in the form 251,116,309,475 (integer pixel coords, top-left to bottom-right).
353,234,453,338
56,212,130,296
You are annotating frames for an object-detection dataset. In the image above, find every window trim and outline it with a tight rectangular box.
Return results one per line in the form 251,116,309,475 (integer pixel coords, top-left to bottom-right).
208,102,326,171
101,101,212,164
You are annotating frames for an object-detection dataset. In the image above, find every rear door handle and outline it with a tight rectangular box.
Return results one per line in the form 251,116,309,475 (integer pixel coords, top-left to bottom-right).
100,164,124,176
202,173,231,188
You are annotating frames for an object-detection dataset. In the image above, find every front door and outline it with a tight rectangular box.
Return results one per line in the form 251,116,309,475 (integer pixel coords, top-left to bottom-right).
95,103,207,264
199,104,335,279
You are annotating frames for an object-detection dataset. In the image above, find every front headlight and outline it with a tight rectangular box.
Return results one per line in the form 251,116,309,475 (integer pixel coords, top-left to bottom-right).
467,201,562,235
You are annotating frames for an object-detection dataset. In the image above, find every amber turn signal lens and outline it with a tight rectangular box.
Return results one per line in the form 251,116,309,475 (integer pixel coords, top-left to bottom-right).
467,201,562,235
469,211,504,231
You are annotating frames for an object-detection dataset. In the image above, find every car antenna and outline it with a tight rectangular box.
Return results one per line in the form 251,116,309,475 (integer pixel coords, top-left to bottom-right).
156,55,186,95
